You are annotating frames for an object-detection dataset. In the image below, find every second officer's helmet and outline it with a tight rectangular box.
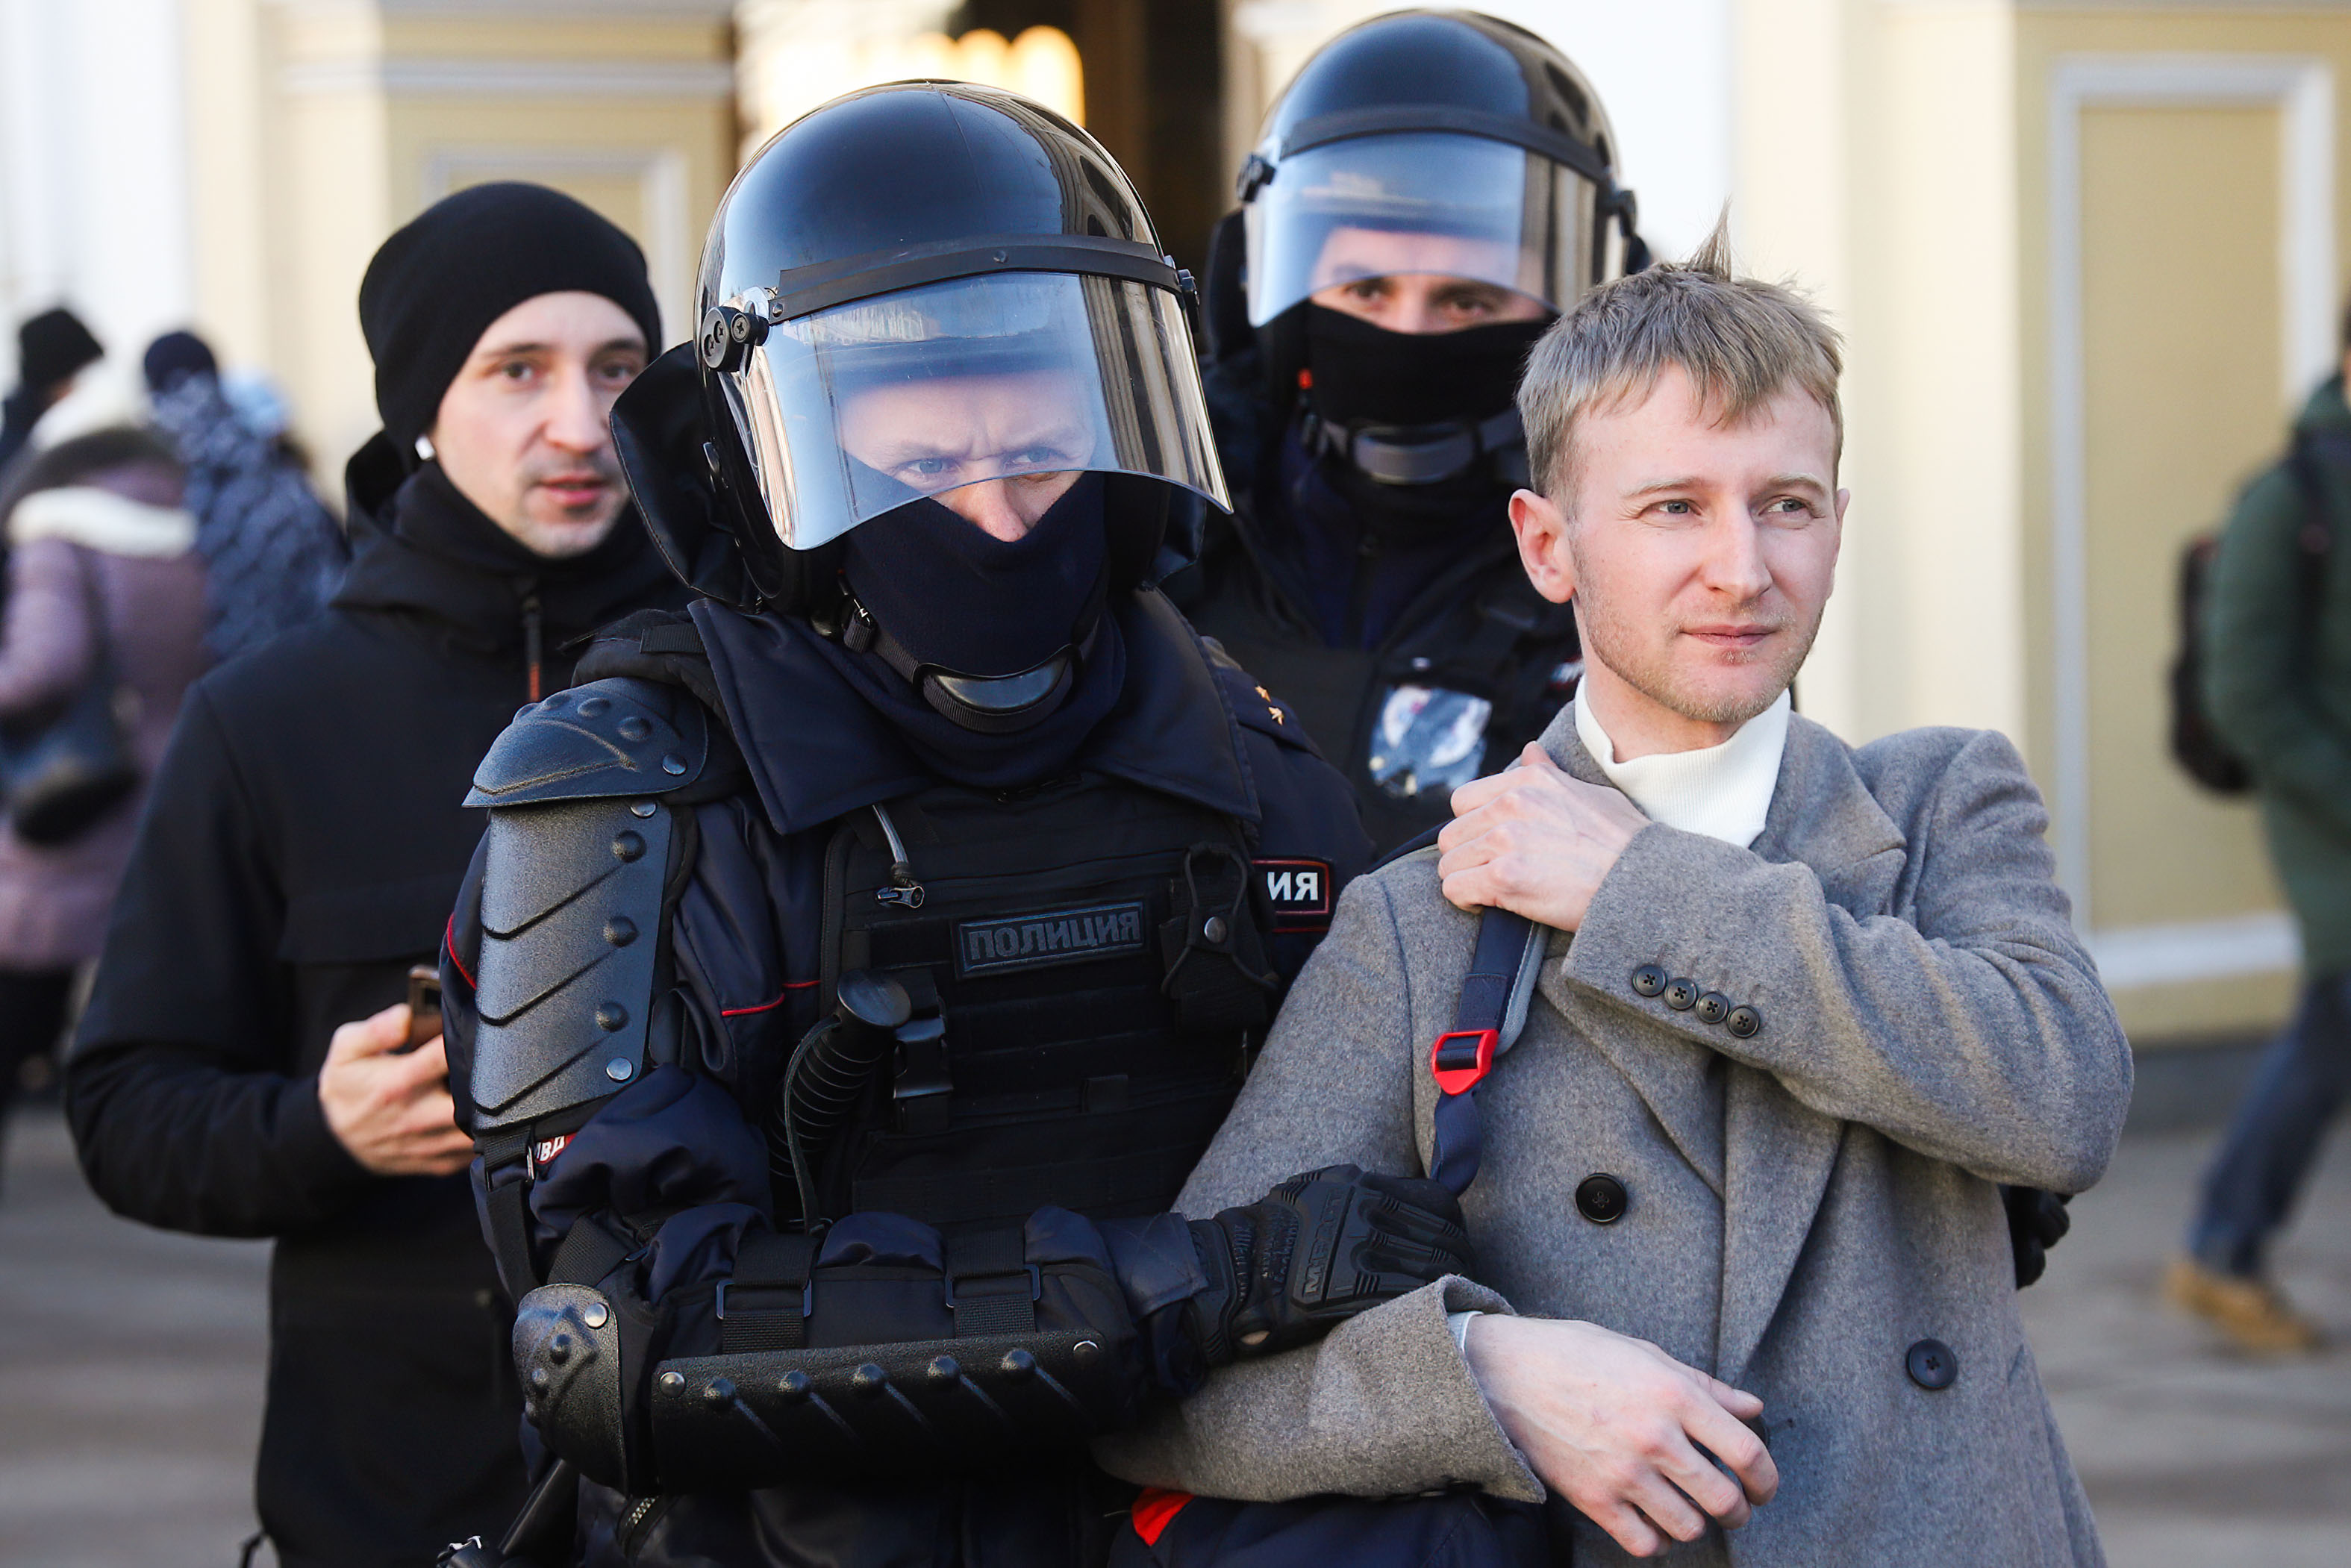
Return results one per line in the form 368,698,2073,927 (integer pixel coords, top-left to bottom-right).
686,82,1226,608
1238,9,1643,331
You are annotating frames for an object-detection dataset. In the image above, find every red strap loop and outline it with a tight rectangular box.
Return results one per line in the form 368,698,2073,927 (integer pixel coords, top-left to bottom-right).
1429,1028,1498,1096
1131,1487,1193,1546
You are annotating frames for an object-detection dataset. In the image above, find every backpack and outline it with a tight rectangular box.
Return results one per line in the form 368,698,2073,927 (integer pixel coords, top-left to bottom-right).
2170,429,2347,792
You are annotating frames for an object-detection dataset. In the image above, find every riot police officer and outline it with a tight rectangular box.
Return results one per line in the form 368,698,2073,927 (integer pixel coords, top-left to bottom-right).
437,83,1472,1568
1169,9,1649,851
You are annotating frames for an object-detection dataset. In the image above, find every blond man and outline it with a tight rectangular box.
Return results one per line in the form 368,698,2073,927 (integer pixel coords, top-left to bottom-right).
1097,231,2128,1564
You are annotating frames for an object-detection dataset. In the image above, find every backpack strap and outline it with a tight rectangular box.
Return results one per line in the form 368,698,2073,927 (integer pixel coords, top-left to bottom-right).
1426,907,1546,1196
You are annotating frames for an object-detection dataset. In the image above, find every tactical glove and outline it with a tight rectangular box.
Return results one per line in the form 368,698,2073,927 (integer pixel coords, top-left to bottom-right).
2003,1184,2073,1288
1184,1163,1476,1365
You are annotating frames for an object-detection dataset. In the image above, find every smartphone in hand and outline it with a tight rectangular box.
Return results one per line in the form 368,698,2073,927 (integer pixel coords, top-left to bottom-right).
403,963,444,1051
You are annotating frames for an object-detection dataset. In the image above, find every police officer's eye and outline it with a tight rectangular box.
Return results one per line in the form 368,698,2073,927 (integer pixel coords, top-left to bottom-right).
902,458,958,480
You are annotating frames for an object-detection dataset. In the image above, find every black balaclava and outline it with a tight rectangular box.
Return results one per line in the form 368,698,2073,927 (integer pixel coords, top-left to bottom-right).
1298,304,1550,537
820,473,1125,786
358,182,664,457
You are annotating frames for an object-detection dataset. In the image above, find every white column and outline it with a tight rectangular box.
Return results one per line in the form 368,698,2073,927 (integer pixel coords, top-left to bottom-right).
0,0,193,391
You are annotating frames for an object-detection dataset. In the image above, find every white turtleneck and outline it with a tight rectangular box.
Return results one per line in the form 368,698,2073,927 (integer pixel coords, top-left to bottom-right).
1573,687,1792,849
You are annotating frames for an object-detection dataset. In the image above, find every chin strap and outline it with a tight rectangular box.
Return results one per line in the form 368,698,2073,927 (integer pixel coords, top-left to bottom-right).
839,590,1103,736
1299,405,1529,490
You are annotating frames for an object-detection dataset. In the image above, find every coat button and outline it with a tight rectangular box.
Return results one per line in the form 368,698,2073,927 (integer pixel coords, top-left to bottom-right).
1726,1005,1762,1038
1663,978,1699,1011
1631,964,1667,997
1905,1338,1957,1390
1575,1173,1628,1224
1695,991,1730,1025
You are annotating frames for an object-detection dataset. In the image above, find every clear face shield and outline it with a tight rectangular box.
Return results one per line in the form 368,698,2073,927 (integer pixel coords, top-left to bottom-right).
1243,132,1614,328
713,270,1227,551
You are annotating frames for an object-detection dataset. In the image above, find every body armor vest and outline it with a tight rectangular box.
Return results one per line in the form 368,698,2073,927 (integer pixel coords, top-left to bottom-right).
1191,572,1577,853
796,771,1276,1234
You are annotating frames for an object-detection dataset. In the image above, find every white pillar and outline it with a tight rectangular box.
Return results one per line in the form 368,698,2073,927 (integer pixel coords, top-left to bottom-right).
0,0,193,391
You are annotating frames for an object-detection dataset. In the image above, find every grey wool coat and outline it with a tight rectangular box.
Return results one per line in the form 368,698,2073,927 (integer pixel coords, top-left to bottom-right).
1095,710,2131,1567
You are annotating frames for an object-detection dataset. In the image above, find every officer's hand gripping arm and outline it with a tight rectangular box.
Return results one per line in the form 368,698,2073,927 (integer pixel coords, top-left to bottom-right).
1181,1164,1474,1365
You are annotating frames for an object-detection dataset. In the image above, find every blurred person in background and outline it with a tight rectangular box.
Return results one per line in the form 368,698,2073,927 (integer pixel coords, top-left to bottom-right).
63,184,684,1568
1169,10,1640,852
0,428,207,1172
143,329,349,663
2169,300,2351,1353
0,307,105,477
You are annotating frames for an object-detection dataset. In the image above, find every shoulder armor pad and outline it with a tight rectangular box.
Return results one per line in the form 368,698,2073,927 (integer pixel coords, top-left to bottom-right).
467,793,671,1133
466,677,708,808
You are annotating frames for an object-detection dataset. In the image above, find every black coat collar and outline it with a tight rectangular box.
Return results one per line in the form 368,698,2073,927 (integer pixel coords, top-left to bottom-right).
693,587,1260,837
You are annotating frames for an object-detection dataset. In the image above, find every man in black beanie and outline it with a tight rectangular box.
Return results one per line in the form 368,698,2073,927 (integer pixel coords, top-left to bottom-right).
0,305,105,475
66,184,686,1568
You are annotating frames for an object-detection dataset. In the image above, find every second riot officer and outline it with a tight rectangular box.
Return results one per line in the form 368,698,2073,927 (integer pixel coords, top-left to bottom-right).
1169,9,1648,850
437,83,1472,1568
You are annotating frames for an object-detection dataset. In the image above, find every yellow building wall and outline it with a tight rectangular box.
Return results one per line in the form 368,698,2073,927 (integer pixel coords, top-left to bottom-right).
184,1,735,486
1735,4,2351,1043
2017,7,2351,1041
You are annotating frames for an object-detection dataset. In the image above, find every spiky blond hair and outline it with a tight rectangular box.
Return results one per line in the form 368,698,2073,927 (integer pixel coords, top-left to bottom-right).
1518,214,1843,502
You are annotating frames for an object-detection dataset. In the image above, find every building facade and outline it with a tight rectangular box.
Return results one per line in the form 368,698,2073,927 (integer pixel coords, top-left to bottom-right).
2,0,2344,1051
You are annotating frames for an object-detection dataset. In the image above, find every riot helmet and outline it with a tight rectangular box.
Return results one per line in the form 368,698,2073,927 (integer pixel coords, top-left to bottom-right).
691,83,1225,591
621,81,1225,732
1241,10,1637,327
1229,10,1643,496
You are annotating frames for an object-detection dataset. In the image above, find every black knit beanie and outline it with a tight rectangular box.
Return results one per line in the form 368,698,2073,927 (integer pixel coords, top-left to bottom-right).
357,182,664,452
18,307,103,392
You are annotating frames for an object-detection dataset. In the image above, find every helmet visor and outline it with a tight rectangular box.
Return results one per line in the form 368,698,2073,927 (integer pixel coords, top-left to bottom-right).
1244,132,1607,326
718,272,1227,550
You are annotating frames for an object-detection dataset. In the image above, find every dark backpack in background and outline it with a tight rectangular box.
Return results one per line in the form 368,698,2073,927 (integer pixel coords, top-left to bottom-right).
2170,429,2350,793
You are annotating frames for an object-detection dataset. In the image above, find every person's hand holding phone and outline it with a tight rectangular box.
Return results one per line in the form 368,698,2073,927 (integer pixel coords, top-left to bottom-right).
318,995,472,1177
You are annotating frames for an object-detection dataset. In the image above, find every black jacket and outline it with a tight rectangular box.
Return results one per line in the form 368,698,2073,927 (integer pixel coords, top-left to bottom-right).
65,446,684,1568
440,587,1374,1568
1165,357,1581,853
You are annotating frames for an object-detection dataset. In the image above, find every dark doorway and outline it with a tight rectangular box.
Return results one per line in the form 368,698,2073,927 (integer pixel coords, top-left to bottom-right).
952,0,1226,276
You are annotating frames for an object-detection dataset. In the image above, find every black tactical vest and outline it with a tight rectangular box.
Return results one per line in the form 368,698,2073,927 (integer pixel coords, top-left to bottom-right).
1183,559,1579,852
796,772,1277,1236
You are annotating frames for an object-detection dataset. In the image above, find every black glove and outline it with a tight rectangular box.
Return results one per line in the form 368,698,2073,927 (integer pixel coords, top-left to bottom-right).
1184,1163,1476,1366
2003,1184,2072,1288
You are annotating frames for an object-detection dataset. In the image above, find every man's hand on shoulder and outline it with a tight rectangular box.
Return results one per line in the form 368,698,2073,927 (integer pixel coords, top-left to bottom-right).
318,1002,475,1178
1437,744,1648,929
1463,1314,1776,1557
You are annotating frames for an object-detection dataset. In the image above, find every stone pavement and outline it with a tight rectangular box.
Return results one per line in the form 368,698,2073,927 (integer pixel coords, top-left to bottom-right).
2021,1122,2351,1567
0,1109,269,1568
0,1106,2345,1567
